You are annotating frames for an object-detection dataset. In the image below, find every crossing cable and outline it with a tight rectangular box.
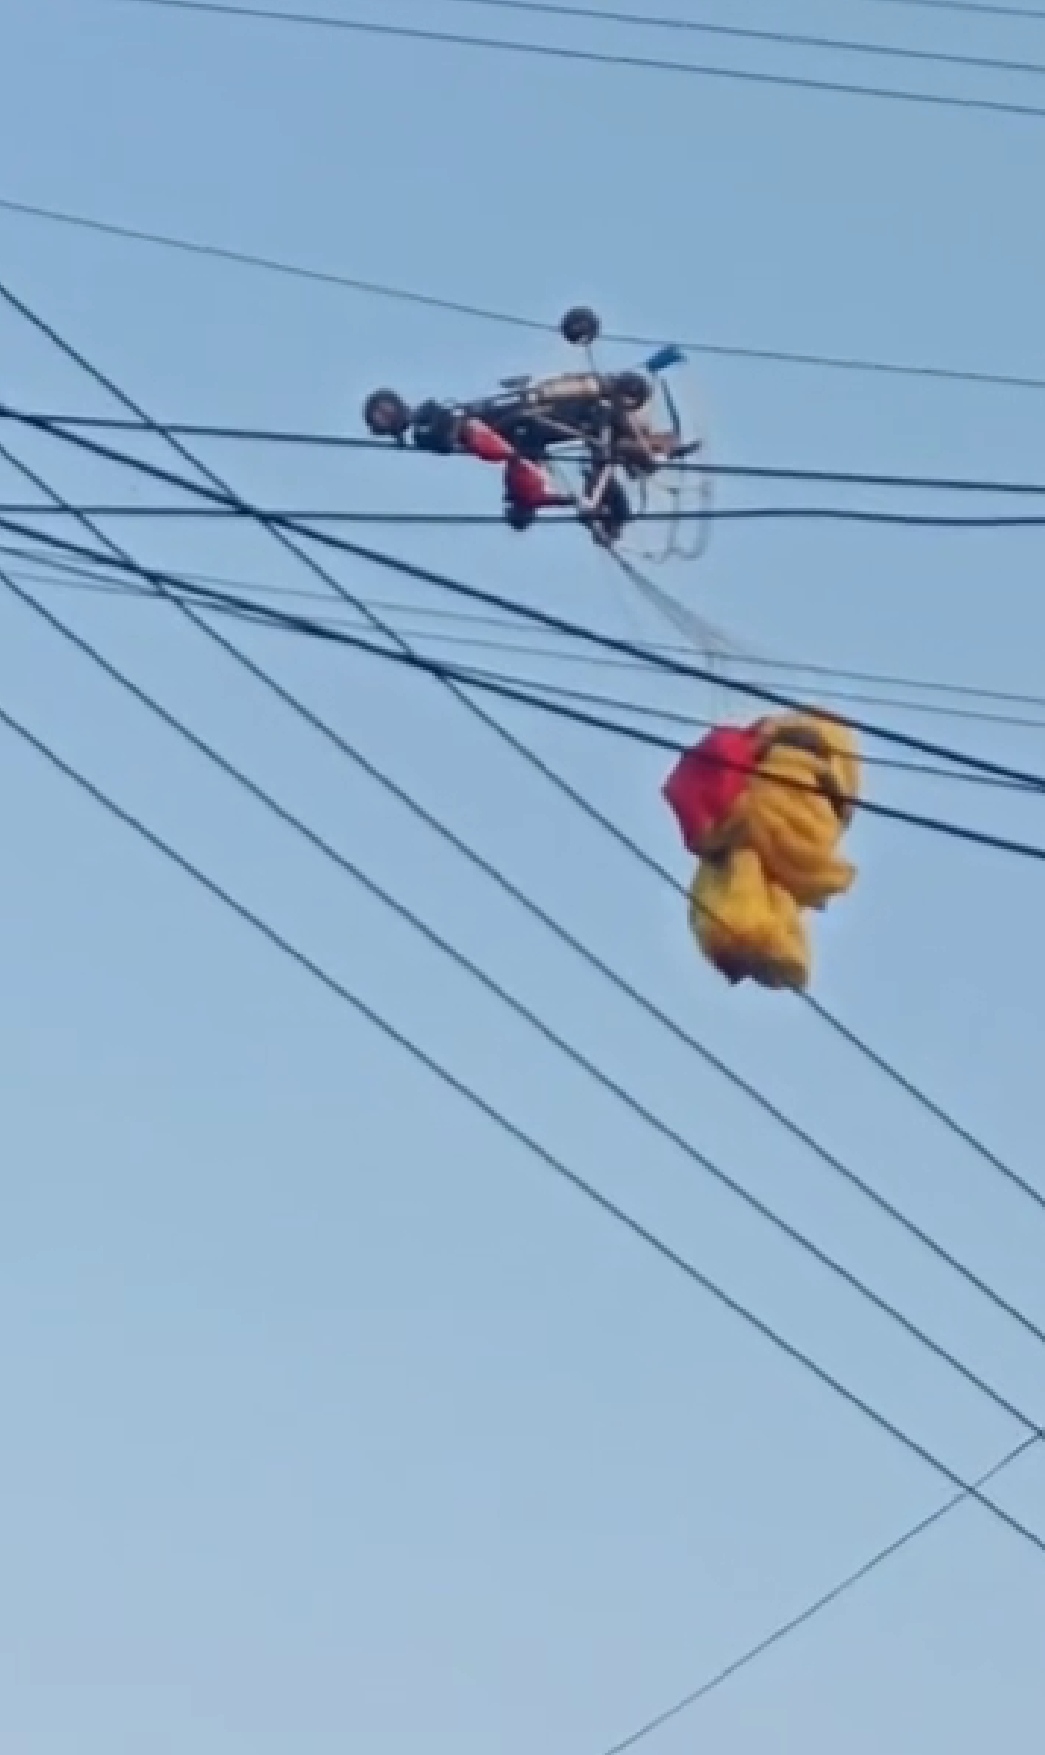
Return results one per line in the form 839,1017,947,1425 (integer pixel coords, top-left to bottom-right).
864,0,1045,20
396,0,1045,83
12,555,1045,1445
19,414,1045,501
7,516,1045,734
5,489,1045,1367
13,494,1045,529
5,519,1045,805
114,0,1045,124
9,406,1045,796
7,517,1045,734
5,541,1034,789
4,684,1045,1563
5,512,1045,865
596,1432,1040,1754
4,194,1045,394
0,279,1029,1211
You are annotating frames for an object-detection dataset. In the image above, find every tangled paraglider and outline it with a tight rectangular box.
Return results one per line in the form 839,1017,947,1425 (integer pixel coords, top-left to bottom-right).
366,302,864,994
663,713,861,991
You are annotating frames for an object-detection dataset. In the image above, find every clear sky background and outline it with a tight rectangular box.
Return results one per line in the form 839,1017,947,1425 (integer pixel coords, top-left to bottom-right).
2,2,1045,1751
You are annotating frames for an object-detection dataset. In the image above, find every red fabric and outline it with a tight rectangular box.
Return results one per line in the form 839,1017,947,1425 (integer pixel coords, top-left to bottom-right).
503,455,566,511
459,418,516,464
661,723,761,852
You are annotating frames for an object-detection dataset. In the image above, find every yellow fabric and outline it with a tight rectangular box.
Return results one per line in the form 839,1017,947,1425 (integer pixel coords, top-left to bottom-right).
686,711,859,991
690,850,811,990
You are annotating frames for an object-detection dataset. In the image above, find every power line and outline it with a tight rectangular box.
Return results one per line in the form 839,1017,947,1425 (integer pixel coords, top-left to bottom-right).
11,496,1045,529
4,194,1045,393
3,278,1027,1223
8,412,389,450
7,510,1045,867
413,0,1045,82
6,522,1043,723
13,542,1042,778
3,528,1037,790
114,0,1045,122
4,686,1045,1561
597,1431,1040,1754
863,0,1045,19
282,513,1045,789
19,411,1045,498
13,407,1045,794
2,520,1038,786
11,542,1040,792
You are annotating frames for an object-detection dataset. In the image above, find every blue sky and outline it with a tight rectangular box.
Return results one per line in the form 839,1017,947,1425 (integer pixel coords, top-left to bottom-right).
2,2,1044,1751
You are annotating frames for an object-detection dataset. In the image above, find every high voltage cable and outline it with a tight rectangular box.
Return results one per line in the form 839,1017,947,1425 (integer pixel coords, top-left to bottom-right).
6,534,1040,790
4,195,1045,394
280,512,1045,790
19,411,1045,499
596,1435,1039,1754
864,0,1045,18
2,277,1026,1201
11,496,1045,530
13,541,1045,760
13,560,1045,1453
3,523,1040,722
12,405,1045,794
408,0,1045,82
112,0,1045,123
6,523,1043,724
7,512,1045,866
5,688,1045,1564
5,498,1041,820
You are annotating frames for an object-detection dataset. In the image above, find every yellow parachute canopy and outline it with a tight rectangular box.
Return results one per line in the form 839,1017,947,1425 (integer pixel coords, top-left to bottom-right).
664,711,860,992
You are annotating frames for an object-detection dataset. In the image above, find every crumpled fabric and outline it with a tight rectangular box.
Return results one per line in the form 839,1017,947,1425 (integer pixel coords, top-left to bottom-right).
663,711,860,991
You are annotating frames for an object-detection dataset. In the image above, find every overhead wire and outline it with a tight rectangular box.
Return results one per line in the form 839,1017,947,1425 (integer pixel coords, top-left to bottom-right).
12,494,1045,529
9,405,1045,795
400,0,1045,82
18,414,1045,500
4,195,1045,393
6,509,1045,861
114,0,1045,123
4,685,1045,1562
861,0,1045,19
8,542,1040,785
6,522,1045,794
5,514,1044,727
597,1434,1040,1754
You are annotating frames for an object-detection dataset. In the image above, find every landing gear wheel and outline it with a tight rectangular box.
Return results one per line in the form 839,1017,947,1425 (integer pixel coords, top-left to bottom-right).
582,469,631,545
561,305,600,347
363,388,411,439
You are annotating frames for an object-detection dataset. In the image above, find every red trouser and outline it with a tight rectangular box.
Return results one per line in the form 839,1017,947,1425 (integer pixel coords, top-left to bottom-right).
458,418,569,513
